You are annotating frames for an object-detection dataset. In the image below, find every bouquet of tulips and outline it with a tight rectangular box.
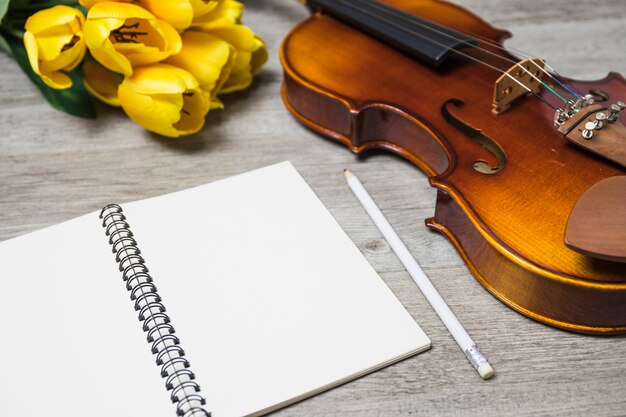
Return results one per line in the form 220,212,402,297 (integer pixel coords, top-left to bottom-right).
0,0,267,137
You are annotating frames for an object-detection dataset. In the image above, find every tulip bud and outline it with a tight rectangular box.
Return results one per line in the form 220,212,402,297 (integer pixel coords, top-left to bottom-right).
84,2,181,76
203,24,268,94
82,59,123,106
80,0,195,31
118,64,210,137
23,5,87,89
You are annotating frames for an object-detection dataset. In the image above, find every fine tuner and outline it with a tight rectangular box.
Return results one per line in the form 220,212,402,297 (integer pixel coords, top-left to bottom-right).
495,59,625,165
607,101,626,122
581,101,625,139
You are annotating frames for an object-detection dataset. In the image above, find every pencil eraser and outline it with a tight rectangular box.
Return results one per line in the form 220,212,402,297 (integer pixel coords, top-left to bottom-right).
477,362,494,380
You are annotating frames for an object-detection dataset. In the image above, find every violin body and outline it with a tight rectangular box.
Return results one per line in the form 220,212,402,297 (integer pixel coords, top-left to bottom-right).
280,0,626,333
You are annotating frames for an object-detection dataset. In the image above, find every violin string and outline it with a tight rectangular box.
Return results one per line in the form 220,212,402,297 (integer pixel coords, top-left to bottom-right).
436,33,582,99
434,23,583,99
537,62,585,97
433,22,584,98
350,0,580,101
345,0,571,104
333,0,560,110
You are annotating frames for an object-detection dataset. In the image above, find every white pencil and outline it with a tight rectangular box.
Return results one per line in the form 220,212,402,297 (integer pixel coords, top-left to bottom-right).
344,169,494,380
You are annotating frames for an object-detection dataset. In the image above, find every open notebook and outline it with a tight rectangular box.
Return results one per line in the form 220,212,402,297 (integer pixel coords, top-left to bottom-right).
0,161,429,417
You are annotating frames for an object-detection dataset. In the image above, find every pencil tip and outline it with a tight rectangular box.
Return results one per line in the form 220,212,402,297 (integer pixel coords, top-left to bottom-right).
344,169,353,180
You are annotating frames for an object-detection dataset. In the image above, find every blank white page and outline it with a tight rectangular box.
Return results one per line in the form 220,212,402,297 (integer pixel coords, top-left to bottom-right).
0,161,429,417
0,215,174,416
121,161,430,417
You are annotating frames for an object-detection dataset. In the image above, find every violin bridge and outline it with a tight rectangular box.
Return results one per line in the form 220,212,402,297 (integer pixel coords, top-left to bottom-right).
492,58,546,114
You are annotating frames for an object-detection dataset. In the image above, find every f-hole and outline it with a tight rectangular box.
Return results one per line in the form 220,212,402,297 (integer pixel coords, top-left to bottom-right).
441,98,507,174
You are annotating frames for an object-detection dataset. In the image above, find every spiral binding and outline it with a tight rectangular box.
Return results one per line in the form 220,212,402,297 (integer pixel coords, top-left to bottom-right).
100,204,211,417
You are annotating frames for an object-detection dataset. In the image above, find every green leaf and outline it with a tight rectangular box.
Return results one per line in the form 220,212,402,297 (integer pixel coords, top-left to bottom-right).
7,35,96,119
2,0,80,29
0,32,11,55
9,0,34,7
0,0,10,23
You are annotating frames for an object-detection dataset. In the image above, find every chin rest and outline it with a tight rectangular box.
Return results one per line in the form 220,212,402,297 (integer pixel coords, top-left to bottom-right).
565,176,626,263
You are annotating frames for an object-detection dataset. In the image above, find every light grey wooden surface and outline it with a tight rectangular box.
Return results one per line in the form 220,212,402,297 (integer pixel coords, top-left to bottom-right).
1,1,625,416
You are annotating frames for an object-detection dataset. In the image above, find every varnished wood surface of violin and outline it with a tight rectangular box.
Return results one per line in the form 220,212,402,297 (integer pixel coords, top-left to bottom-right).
281,0,626,333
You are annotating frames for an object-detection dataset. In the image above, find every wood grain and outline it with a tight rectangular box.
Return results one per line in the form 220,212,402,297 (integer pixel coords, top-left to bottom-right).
281,0,626,332
1,0,626,416
565,176,626,262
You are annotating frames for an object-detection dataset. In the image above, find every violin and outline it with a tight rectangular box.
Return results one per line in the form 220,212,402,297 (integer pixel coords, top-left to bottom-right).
280,0,626,333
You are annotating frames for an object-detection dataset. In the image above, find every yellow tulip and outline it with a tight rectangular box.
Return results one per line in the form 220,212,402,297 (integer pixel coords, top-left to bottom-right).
190,0,266,93
83,2,181,76
190,0,232,27
225,34,267,93
23,5,87,89
78,0,130,6
82,59,123,106
80,0,194,31
165,31,235,108
203,24,267,94
118,64,210,137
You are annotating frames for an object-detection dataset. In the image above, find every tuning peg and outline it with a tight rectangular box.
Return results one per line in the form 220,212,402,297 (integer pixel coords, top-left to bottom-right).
582,121,597,139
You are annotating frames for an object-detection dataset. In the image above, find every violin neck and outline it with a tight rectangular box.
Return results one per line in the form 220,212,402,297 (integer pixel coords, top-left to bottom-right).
307,0,477,67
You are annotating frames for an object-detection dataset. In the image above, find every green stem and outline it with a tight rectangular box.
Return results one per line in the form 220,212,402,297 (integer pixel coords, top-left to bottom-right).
0,25,24,39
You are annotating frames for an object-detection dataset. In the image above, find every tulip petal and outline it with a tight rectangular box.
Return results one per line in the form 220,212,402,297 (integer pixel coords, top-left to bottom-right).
23,31,41,77
220,34,266,94
204,24,256,80
174,89,209,134
165,31,235,96
23,6,87,90
123,65,190,94
250,35,267,76
119,86,180,136
39,39,84,72
41,71,73,89
33,24,81,61
84,4,181,76
87,2,156,20
84,16,133,75
118,64,209,137
210,96,224,110
152,94,184,124
219,68,251,93
140,0,193,30
80,0,133,8
193,0,242,28
83,59,122,106
203,23,267,94
190,0,219,18
207,24,256,52
25,5,85,34
82,0,193,30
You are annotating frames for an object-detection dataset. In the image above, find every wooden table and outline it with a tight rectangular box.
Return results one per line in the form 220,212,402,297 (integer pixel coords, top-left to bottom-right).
1,1,625,416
